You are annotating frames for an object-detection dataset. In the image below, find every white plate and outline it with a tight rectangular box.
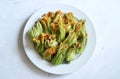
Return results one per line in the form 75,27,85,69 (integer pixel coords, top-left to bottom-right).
23,4,96,75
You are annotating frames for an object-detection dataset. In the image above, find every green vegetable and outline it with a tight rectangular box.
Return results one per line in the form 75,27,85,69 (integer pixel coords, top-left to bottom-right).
45,39,58,48
43,47,56,60
53,14,60,23
63,31,77,47
64,13,73,21
31,38,45,55
76,31,87,54
40,19,49,33
56,23,66,43
51,43,68,65
28,21,43,39
75,20,86,38
36,43,45,55
65,47,76,62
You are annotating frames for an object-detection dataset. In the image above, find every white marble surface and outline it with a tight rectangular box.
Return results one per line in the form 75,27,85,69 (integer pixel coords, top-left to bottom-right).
0,0,120,79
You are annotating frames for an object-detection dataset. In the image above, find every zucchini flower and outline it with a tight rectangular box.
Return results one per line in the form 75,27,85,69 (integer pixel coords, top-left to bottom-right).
63,31,77,47
40,19,49,33
56,22,66,43
44,34,58,48
28,21,43,39
51,43,68,65
43,47,57,60
32,37,45,55
75,19,86,38
65,47,76,62
76,31,87,54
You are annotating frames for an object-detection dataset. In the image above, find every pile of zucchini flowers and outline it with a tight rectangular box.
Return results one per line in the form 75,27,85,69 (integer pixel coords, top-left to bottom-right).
28,10,87,65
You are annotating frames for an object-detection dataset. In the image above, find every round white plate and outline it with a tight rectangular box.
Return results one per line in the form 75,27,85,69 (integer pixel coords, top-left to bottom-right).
23,4,96,75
